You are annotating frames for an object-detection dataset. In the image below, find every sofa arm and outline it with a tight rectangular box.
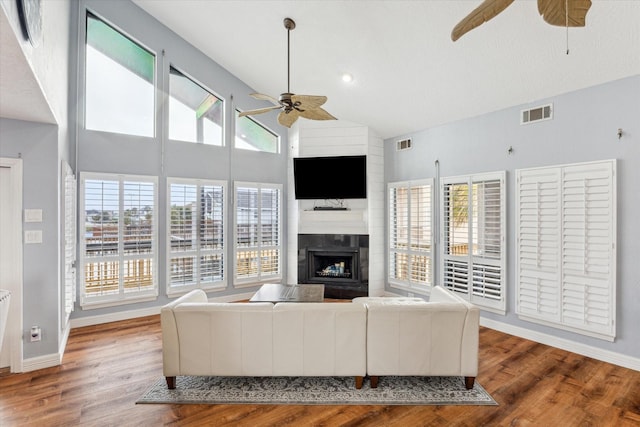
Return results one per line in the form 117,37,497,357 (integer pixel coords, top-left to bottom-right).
161,289,209,378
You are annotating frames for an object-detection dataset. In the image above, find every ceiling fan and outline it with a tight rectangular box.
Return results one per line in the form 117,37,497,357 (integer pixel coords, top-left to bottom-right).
239,17,336,128
451,0,592,41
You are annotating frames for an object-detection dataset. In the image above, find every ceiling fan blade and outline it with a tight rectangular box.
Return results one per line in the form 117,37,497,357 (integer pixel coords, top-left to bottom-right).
249,93,281,105
277,110,300,128
538,0,591,27
299,107,337,121
238,105,282,117
291,95,328,109
451,0,515,41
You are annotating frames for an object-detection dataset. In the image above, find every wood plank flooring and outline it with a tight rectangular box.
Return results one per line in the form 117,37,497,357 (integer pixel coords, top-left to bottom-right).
1,315,638,426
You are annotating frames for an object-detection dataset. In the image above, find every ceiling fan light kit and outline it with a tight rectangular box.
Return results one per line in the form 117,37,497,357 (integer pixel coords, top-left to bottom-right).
239,17,337,128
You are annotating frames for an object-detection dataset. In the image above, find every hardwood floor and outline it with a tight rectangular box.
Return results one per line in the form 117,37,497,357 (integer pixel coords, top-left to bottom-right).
1,316,638,426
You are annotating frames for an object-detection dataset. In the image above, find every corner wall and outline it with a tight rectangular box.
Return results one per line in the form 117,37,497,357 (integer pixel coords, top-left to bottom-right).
384,75,640,367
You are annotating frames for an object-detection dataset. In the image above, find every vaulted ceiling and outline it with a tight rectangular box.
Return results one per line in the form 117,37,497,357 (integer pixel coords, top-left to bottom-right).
133,0,639,139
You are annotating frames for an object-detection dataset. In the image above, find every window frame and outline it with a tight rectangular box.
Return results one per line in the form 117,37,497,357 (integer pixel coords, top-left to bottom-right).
166,177,227,296
233,181,283,287
440,171,506,313
387,179,434,293
79,172,158,309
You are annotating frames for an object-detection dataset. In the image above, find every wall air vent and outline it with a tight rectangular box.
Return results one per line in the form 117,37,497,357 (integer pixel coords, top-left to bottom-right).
521,103,553,125
396,138,412,151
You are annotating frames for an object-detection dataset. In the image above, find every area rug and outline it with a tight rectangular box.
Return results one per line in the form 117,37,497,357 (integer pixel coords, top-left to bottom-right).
137,376,497,406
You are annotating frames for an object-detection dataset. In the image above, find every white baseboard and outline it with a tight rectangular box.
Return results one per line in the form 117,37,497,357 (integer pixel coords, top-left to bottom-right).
481,317,640,372
22,352,62,372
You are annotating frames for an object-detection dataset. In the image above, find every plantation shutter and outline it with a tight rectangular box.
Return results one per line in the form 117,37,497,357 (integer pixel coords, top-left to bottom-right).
63,162,77,321
388,179,434,291
441,172,506,313
516,160,616,341
168,179,225,294
234,182,282,285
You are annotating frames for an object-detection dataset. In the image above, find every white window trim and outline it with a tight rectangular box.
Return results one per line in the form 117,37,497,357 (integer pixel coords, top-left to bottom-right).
233,181,283,287
166,177,227,296
387,178,434,294
515,159,616,341
79,172,158,308
440,171,506,314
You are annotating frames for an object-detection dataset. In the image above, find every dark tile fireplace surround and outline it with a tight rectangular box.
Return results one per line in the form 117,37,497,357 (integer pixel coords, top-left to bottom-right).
298,234,369,299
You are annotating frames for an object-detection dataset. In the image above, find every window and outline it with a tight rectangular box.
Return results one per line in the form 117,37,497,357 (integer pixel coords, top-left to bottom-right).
80,173,157,307
234,182,282,285
235,110,279,153
169,67,224,145
388,179,434,292
85,12,155,137
168,178,226,294
516,160,616,341
441,171,506,313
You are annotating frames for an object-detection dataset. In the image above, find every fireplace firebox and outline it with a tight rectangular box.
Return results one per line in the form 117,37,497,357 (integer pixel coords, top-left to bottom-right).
298,234,368,299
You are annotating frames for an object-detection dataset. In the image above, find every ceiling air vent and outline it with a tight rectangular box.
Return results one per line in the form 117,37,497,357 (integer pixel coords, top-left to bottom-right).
396,138,412,151
521,103,553,125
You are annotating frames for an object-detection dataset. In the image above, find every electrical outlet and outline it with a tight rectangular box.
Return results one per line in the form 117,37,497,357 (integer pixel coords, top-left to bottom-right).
30,326,41,342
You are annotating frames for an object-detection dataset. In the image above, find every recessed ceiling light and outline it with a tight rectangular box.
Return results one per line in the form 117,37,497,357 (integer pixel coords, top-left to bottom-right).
342,73,354,83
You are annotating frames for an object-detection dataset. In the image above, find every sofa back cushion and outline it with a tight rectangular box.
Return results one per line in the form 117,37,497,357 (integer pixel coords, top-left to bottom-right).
272,303,367,376
173,302,274,376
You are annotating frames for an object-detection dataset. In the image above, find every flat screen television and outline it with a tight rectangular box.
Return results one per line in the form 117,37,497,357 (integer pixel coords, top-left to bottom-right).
293,155,367,200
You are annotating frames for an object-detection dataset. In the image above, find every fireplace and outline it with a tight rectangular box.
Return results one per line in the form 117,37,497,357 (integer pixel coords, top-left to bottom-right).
298,234,368,299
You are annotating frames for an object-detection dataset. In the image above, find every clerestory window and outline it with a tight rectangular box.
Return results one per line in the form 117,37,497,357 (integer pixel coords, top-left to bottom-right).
85,12,155,137
235,110,279,153
169,67,224,145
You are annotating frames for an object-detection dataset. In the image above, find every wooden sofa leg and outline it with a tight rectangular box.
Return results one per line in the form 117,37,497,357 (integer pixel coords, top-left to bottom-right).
166,376,176,389
355,376,363,389
370,376,379,389
464,376,475,390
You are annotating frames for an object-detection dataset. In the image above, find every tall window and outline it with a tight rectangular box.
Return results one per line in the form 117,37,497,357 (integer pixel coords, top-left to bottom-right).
234,182,282,286
85,12,155,137
235,111,279,153
169,67,224,145
80,173,157,307
388,179,434,292
441,171,505,313
168,178,226,294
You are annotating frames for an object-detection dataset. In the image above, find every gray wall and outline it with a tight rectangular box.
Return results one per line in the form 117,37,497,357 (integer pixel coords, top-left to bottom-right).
0,119,61,358
384,75,640,359
69,0,289,319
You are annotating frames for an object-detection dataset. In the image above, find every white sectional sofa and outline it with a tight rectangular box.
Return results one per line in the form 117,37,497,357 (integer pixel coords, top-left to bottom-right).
160,289,368,389
161,286,479,390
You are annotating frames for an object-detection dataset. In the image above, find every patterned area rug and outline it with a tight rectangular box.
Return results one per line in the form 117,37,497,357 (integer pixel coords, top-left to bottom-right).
137,376,497,406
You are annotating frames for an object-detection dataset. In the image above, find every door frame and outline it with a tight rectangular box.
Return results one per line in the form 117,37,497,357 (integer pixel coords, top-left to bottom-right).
0,157,24,372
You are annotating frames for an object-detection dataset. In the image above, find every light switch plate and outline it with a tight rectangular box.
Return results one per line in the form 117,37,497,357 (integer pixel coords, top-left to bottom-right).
24,230,43,244
24,209,43,223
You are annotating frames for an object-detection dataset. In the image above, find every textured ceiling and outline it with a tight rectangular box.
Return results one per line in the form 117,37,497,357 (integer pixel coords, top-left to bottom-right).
133,1,639,139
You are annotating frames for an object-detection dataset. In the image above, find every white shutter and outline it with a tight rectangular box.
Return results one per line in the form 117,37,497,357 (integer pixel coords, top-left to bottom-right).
441,172,506,313
561,162,615,337
516,160,616,341
63,162,76,322
388,180,434,291
516,167,562,321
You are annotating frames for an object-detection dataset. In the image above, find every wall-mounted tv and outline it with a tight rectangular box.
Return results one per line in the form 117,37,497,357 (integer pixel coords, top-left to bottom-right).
293,155,367,200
